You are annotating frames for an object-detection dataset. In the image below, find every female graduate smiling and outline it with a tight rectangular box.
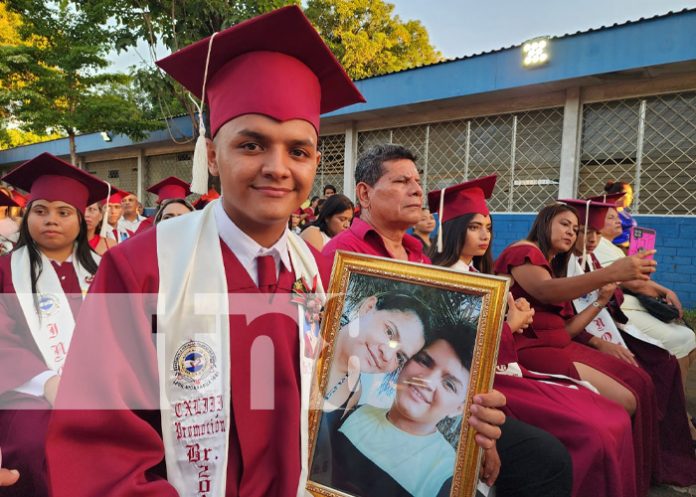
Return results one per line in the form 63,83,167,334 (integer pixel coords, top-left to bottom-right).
0,152,108,497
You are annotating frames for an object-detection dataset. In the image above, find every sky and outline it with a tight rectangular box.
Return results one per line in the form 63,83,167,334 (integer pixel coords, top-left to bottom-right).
109,0,696,71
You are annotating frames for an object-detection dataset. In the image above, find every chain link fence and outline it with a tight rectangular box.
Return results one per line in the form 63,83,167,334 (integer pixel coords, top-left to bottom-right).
144,152,196,207
314,134,345,197
578,92,696,215
85,158,139,196
356,108,563,212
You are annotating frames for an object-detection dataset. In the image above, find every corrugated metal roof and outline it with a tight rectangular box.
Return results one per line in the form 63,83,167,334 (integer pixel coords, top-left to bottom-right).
356,7,696,81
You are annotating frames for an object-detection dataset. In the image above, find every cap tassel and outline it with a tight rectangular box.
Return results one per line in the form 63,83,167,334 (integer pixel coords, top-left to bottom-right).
436,186,446,253
190,32,218,195
99,183,112,239
580,199,591,270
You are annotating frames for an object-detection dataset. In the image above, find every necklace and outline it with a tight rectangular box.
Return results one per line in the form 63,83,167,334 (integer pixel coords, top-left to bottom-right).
324,372,349,400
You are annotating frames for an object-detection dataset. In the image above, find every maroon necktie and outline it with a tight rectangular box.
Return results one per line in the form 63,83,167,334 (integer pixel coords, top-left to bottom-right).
256,255,278,294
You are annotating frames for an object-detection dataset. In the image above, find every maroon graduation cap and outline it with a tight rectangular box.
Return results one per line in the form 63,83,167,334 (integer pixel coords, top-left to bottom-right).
156,5,366,194
587,192,625,206
147,176,192,204
558,198,615,232
427,175,497,252
2,152,109,212
427,175,497,223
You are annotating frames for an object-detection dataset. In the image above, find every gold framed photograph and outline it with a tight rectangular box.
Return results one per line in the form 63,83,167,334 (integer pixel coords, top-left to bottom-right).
307,251,510,497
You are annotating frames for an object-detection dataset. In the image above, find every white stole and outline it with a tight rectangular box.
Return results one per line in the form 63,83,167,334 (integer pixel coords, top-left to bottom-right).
12,245,99,375
568,254,665,349
156,199,324,497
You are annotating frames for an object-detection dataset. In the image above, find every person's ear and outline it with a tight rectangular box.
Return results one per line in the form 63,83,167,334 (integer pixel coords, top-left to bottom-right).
358,295,378,316
355,182,371,210
207,138,219,177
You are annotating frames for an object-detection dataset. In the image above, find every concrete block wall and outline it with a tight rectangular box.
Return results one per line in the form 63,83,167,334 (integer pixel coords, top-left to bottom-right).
490,213,696,309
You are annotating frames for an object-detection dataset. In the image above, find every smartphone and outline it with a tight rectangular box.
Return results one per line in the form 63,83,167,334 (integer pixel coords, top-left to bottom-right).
628,227,656,259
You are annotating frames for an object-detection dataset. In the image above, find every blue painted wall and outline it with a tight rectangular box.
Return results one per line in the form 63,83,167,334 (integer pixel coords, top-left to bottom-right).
490,213,696,309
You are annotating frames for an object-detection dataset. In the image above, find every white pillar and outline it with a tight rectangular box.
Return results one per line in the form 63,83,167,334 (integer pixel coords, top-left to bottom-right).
558,87,582,198
343,123,358,202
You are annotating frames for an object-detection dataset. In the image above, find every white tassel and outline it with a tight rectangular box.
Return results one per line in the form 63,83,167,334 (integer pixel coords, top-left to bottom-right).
189,32,217,195
581,199,591,269
191,126,209,194
99,183,112,239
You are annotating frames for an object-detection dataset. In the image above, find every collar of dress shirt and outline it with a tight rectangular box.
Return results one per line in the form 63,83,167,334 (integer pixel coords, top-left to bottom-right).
214,200,292,284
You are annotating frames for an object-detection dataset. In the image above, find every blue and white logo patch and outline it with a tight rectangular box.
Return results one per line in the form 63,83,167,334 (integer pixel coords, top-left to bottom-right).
38,294,60,317
173,340,218,390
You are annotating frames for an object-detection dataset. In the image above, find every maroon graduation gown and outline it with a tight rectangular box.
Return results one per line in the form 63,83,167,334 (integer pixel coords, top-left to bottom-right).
46,227,331,497
494,325,636,497
494,244,661,497
588,253,696,486
0,256,84,497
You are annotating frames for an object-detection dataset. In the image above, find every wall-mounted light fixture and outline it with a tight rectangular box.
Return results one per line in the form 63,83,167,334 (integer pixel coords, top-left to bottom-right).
522,37,550,67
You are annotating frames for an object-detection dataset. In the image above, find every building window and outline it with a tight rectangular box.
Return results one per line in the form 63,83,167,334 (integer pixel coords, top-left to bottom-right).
578,92,696,215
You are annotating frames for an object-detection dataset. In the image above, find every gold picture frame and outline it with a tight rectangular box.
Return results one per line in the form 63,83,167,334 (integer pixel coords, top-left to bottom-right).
307,251,510,497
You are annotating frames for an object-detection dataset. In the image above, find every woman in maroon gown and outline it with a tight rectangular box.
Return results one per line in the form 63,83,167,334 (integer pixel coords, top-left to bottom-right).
0,153,108,497
428,178,637,497
493,203,662,497
570,200,696,487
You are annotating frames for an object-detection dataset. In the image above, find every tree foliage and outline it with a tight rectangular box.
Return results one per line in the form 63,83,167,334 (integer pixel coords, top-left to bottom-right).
90,0,297,132
86,0,441,131
0,0,161,163
305,0,442,80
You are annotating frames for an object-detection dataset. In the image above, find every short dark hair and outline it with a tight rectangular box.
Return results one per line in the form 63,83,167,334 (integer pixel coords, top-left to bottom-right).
604,181,630,194
429,322,476,371
355,143,417,187
323,184,336,194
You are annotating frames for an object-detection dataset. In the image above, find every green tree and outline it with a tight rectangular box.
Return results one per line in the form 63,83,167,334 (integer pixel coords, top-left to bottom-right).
90,0,297,135
0,1,161,164
90,0,440,134
305,0,442,80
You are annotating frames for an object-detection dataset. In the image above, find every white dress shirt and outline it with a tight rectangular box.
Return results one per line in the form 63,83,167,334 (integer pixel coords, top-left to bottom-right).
214,199,292,286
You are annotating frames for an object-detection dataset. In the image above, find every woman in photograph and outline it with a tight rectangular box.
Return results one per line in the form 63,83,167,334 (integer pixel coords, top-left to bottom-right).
0,153,108,497
493,203,662,496
301,194,354,251
84,202,116,256
428,177,638,497
311,291,430,488
329,324,473,497
322,291,430,419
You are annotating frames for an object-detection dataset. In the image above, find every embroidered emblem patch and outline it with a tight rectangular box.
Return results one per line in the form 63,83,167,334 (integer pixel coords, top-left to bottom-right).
38,294,60,317
173,340,219,390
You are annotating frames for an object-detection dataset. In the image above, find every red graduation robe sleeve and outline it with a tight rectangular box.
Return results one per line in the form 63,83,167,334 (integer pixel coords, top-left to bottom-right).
47,230,176,497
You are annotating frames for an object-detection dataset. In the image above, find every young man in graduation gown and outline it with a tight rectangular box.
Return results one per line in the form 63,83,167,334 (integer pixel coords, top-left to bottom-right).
46,7,506,497
322,143,573,497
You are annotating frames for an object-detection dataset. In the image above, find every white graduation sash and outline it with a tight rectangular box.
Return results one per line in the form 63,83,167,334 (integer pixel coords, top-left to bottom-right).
156,199,324,497
567,254,628,347
568,254,665,349
12,246,99,375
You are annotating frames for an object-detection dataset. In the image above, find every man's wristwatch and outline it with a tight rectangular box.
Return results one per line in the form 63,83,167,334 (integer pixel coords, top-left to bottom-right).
592,301,606,309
